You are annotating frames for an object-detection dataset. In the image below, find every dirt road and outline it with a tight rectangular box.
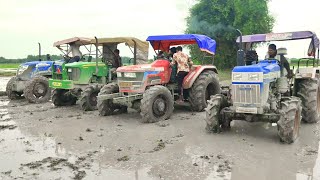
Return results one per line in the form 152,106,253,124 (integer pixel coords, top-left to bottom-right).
0,76,319,180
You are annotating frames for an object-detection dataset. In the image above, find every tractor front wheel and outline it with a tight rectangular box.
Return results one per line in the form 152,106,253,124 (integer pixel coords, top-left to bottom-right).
296,79,320,123
24,76,51,103
98,83,126,116
79,85,101,111
6,77,22,100
205,94,228,133
277,97,301,144
140,85,174,123
189,70,221,112
52,89,77,106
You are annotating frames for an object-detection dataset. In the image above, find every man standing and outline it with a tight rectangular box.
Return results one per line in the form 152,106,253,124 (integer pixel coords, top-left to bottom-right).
171,46,193,102
113,49,122,68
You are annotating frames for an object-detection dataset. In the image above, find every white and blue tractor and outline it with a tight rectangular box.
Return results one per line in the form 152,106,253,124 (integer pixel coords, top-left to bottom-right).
205,30,320,143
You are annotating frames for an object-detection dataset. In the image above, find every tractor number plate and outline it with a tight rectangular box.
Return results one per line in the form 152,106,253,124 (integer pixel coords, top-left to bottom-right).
52,82,62,87
119,82,132,87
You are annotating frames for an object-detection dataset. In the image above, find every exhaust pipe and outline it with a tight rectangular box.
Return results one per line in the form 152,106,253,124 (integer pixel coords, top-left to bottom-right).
38,42,41,61
236,29,245,66
95,37,99,75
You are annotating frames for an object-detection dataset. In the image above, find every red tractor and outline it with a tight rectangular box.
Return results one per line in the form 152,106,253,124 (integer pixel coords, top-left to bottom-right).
97,34,221,123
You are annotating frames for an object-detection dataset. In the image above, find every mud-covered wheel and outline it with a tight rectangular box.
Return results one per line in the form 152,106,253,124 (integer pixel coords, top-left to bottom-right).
6,77,22,100
140,85,174,123
189,70,221,112
98,83,120,116
79,85,101,111
23,76,51,103
277,97,301,144
296,79,320,123
205,94,228,133
52,89,77,106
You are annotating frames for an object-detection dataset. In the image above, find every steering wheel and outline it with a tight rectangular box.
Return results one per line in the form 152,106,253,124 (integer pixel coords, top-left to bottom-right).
128,58,134,65
265,58,281,65
63,55,71,63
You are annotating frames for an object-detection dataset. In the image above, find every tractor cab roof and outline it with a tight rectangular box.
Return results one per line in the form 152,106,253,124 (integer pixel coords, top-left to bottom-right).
91,37,149,53
53,37,93,47
236,31,320,57
146,34,217,55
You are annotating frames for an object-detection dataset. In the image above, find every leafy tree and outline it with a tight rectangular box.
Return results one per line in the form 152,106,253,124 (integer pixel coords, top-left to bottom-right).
186,0,274,69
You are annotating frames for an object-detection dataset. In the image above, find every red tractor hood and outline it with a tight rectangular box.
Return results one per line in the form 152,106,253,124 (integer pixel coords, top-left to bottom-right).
117,60,170,72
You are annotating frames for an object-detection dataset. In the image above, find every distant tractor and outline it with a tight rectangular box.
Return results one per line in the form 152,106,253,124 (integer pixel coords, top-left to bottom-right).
97,34,221,123
205,30,320,143
6,43,63,103
49,37,149,111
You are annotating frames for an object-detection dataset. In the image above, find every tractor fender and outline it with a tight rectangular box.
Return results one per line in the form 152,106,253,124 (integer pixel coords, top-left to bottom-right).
295,67,320,79
183,65,218,89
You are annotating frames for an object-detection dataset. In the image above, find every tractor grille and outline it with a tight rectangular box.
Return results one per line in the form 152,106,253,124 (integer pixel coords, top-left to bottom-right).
232,84,261,105
68,68,81,81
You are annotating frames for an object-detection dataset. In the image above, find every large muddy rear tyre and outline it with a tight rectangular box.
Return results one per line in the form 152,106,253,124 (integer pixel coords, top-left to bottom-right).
140,85,174,123
277,97,301,144
52,89,77,106
6,77,22,100
296,79,320,123
189,70,221,112
79,85,101,111
23,76,51,103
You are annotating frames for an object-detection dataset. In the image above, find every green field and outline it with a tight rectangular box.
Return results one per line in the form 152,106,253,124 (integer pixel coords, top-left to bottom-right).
0,63,20,69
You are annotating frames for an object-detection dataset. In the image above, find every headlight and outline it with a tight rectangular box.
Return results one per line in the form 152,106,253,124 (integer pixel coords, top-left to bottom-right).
117,72,122,77
248,73,259,81
124,72,136,78
17,65,28,75
67,68,72,73
232,73,242,81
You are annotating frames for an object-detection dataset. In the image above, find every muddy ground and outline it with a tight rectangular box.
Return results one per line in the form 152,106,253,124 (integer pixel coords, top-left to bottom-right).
0,77,320,180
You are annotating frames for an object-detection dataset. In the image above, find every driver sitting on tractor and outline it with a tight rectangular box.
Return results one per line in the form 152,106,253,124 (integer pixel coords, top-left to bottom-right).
67,42,82,63
267,44,292,78
171,46,193,102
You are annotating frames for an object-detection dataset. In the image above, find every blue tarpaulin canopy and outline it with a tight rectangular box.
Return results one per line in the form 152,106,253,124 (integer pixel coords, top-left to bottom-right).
146,34,217,55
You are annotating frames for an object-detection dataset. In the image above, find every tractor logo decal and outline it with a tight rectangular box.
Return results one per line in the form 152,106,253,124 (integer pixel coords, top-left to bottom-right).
52,82,62,87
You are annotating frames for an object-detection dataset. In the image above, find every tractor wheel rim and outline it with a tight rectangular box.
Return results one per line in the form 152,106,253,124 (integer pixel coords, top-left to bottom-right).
34,83,46,97
153,97,167,117
90,93,98,106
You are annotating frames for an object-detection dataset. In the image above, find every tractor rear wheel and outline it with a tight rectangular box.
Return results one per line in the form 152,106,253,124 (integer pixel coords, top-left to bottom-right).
140,85,174,123
205,94,228,133
277,97,301,144
52,89,77,106
296,79,320,123
6,77,22,100
98,83,126,116
189,70,221,112
79,85,101,111
24,76,51,103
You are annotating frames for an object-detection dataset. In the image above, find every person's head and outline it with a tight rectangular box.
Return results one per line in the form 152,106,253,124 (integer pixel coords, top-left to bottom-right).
170,47,177,54
114,49,120,55
176,46,183,52
268,44,277,57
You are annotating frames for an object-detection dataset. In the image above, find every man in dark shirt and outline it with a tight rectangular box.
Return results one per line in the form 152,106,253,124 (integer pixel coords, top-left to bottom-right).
268,44,292,78
113,49,122,68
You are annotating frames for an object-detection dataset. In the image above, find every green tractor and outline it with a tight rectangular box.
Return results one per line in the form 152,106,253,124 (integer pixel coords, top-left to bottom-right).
49,37,149,111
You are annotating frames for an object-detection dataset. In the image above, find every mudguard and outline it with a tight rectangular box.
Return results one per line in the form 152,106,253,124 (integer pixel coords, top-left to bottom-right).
183,65,218,89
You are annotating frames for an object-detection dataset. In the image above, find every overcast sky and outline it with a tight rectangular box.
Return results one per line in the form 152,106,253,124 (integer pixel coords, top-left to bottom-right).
0,0,319,60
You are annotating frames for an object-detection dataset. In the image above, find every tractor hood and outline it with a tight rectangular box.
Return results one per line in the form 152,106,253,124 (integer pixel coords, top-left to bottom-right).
232,60,281,83
233,60,280,74
65,61,106,68
117,60,168,72
21,60,54,67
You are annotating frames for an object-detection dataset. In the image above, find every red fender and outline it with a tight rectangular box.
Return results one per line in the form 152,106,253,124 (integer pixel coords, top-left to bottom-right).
182,65,218,89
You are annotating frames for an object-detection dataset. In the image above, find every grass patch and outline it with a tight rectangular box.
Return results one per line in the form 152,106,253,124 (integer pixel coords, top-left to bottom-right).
218,69,232,81
0,63,20,69
0,71,16,77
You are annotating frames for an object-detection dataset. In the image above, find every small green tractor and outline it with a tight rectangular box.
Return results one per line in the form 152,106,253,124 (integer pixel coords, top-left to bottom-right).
49,37,149,111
